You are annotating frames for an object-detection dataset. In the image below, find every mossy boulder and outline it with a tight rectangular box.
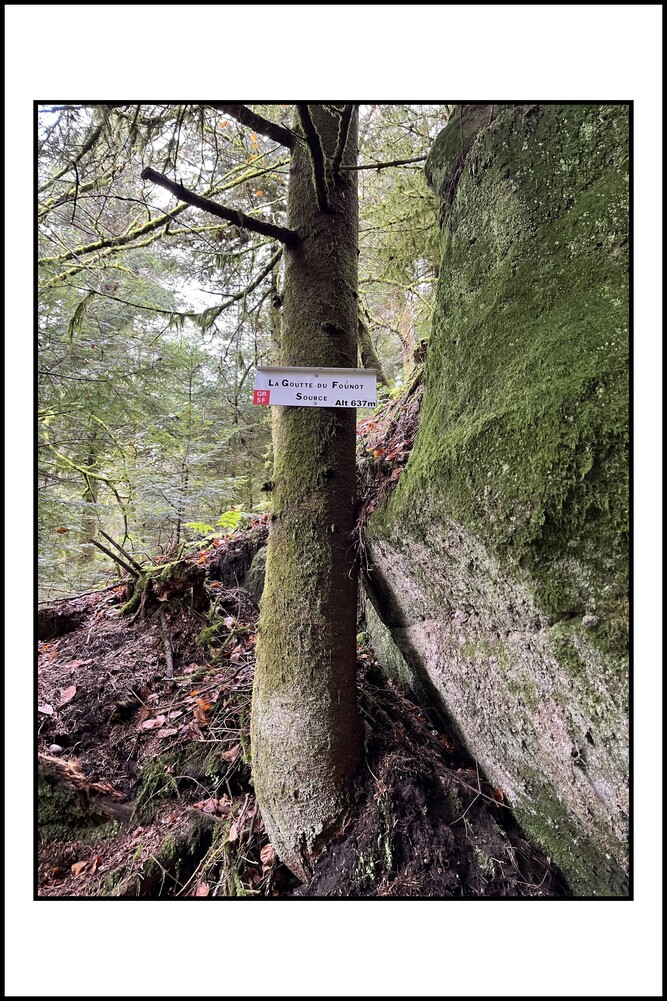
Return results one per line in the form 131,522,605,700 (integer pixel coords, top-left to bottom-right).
365,104,629,896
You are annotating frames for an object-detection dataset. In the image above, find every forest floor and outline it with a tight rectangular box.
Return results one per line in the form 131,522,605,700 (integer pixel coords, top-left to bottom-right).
37,381,569,898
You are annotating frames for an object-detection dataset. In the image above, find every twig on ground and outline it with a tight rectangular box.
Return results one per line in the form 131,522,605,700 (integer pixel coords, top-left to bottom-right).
159,608,174,679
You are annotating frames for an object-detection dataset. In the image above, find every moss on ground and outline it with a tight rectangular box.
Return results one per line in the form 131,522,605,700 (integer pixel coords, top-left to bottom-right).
135,742,231,821
516,772,628,896
38,778,122,843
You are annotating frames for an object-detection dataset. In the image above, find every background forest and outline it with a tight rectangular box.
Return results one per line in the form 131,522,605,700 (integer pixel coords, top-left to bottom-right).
38,103,449,599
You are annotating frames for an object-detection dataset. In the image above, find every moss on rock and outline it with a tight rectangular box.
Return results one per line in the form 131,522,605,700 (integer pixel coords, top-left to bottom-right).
366,104,629,896
38,777,122,843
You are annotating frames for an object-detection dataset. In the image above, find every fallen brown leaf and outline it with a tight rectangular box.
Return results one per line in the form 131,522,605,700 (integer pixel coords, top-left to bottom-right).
193,706,210,727
71,860,88,877
221,744,241,763
156,727,179,739
141,715,167,730
195,881,210,897
193,798,218,814
59,685,77,705
216,796,232,816
38,704,54,716
260,844,276,870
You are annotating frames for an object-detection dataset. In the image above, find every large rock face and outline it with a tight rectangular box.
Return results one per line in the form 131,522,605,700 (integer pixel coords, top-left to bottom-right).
365,104,629,895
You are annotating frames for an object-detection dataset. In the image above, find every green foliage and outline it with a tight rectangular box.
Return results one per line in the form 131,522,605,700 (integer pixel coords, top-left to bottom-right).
184,521,215,536
37,103,446,598
216,509,245,533
357,105,449,383
65,290,96,348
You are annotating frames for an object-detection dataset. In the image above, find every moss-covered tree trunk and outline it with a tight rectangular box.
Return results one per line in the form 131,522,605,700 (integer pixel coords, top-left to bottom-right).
251,106,363,879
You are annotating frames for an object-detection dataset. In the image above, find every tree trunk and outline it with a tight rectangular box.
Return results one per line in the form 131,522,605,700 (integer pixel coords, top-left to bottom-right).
251,106,363,879
358,310,390,387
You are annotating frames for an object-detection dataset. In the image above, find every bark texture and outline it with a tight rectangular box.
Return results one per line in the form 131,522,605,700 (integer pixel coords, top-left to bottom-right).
251,106,362,878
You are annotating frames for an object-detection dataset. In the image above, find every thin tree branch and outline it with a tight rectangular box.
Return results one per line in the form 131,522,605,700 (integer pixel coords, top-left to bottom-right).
296,104,331,213
342,155,428,171
39,195,192,266
332,104,354,175
159,609,175,679
99,530,144,574
38,114,108,193
188,246,284,329
140,168,299,245
90,540,139,579
39,161,289,270
208,103,297,149
38,171,115,221
59,245,280,326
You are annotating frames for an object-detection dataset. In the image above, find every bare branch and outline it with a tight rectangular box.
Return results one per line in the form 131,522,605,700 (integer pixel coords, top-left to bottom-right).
342,155,428,171
208,103,296,149
99,530,143,574
140,167,299,245
90,540,139,579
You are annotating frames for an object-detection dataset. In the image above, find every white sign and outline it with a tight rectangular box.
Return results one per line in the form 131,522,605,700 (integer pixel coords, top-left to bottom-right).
253,366,377,409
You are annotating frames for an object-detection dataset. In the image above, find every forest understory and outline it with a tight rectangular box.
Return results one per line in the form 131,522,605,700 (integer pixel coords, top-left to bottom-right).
37,384,569,899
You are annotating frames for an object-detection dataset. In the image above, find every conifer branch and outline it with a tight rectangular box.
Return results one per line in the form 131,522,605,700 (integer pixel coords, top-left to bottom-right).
341,155,428,171
188,247,283,329
140,168,299,244
38,115,107,193
39,161,289,273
